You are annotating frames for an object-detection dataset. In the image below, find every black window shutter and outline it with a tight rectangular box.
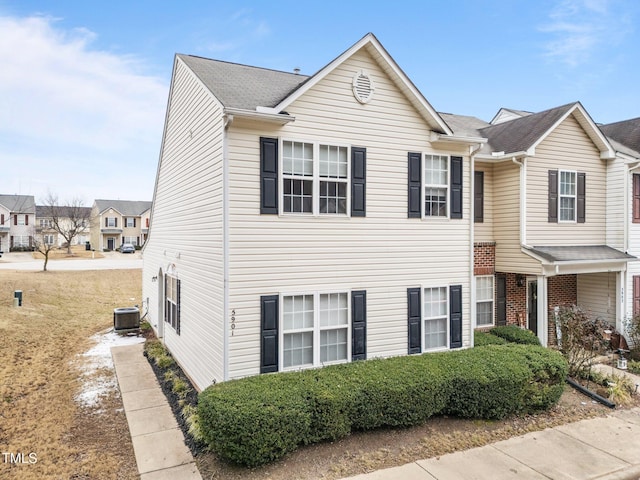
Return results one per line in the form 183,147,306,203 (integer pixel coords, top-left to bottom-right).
351,147,366,217
260,295,279,373
577,172,586,223
450,156,463,219
407,287,422,354
408,152,422,218
450,284,463,348
176,279,181,335
634,174,640,223
474,170,484,223
351,290,367,360
548,170,558,223
260,137,279,214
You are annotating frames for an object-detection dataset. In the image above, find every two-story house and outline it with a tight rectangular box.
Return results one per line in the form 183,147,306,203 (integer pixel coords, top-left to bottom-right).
91,199,152,251
142,33,486,390
35,205,92,247
0,194,36,252
444,103,634,346
599,118,640,327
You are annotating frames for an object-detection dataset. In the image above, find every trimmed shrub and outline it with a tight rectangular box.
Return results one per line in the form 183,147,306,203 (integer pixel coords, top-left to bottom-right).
474,330,507,346
490,325,541,345
198,344,566,467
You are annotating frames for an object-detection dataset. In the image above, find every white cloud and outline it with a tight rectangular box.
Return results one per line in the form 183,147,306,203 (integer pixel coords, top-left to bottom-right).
0,15,167,201
539,0,627,67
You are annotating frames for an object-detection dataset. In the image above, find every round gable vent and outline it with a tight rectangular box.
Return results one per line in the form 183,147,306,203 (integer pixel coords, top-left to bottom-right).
352,70,374,104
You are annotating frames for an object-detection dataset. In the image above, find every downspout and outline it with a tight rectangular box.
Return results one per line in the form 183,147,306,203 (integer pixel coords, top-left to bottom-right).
469,142,484,347
222,114,233,382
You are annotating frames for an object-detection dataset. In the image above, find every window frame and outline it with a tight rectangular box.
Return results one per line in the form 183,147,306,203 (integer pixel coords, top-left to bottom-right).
279,138,351,217
558,169,577,223
17,214,26,226
475,275,495,327
422,285,449,351
106,217,117,228
423,154,450,219
165,274,179,331
125,217,135,228
279,290,352,371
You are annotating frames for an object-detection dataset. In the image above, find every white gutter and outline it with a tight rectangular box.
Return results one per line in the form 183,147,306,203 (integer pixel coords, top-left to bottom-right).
225,107,295,124
222,114,232,382
469,141,484,348
430,133,488,145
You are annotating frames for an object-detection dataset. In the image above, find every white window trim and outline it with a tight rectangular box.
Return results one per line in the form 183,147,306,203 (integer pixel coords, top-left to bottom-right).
558,169,577,223
475,275,495,327
279,290,352,371
125,217,135,228
422,285,449,352
279,138,351,217
17,214,26,226
106,217,117,227
165,274,179,330
423,153,450,219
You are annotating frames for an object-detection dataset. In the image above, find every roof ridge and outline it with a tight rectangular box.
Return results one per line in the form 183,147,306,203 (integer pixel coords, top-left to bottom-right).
176,53,310,78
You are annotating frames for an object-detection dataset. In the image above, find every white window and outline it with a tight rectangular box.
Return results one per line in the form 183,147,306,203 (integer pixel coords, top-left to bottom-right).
125,217,135,228
40,219,52,228
17,215,26,226
165,274,179,331
123,236,137,245
559,170,576,222
44,234,55,245
13,236,30,247
106,217,117,227
282,292,349,369
476,276,494,327
424,154,448,217
423,286,448,350
282,140,350,216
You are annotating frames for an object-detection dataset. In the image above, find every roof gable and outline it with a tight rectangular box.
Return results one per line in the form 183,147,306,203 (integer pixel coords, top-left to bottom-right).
264,33,452,135
0,194,35,213
479,102,614,159
94,199,152,216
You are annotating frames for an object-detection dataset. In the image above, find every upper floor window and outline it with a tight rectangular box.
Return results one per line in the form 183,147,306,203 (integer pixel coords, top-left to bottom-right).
106,217,117,228
40,219,53,228
125,217,136,228
425,155,449,217
559,170,576,222
281,140,349,216
16,214,26,226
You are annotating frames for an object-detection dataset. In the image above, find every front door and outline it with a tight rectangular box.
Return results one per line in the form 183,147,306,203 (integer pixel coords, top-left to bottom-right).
527,280,538,335
107,237,115,250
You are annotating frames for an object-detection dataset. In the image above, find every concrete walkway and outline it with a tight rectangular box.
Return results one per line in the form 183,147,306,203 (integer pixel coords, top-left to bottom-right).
343,408,640,480
111,343,202,480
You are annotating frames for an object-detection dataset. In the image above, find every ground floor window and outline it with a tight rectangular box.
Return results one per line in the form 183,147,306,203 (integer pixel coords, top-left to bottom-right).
282,292,349,369
44,234,55,245
476,275,494,327
424,286,448,350
164,274,180,334
123,236,138,245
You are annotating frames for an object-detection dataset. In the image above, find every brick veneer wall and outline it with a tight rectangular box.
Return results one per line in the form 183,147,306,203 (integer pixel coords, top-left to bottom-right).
503,273,527,328
547,274,577,346
474,242,495,275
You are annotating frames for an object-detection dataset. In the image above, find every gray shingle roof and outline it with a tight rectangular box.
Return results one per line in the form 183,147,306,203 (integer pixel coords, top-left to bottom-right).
600,117,640,154
36,205,92,218
479,103,576,154
439,113,491,138
0,194,35,213
94,199,152,216
178,55,310,110
525,245,636,263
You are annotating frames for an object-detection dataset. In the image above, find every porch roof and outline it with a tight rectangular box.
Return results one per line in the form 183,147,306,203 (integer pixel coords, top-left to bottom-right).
523,245,635,271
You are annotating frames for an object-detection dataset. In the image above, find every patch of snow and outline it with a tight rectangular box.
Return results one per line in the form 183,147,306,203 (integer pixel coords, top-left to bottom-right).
74,328,145,411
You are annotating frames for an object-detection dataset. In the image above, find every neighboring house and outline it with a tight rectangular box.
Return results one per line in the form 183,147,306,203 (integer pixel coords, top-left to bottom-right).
35,205,92,247
91,200,152,251
0,194,36,251
142,33,487,390
443,102,634,346
599,118,640,329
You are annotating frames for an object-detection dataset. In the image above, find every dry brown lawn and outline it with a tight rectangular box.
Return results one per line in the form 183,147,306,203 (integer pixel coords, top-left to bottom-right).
31,244,104,260
0,269,140,480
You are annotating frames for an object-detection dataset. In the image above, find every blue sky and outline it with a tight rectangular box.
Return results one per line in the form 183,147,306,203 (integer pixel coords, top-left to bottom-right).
1,0,639,203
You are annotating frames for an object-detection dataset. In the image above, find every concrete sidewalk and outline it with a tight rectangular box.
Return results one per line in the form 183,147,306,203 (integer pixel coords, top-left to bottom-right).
111,343,202,480
342,407,640,480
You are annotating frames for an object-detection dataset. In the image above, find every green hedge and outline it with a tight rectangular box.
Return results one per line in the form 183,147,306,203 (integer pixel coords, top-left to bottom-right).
474,330,508,346
198,345,566,467
489,325,541,345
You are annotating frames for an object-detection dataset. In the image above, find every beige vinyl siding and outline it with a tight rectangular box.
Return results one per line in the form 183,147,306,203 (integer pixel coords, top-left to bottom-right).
474,162,494,242
577,272,616,325
527,114,607,246
606,157,625,250
493,161,539,273
142,57,225,391
226,48,472,379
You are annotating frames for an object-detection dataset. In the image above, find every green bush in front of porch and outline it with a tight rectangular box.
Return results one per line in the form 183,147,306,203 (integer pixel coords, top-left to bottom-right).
197,344,566,467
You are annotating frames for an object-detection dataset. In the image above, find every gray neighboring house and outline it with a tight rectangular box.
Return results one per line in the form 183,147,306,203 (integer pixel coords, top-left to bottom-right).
0,194,36,252
91,199,152,251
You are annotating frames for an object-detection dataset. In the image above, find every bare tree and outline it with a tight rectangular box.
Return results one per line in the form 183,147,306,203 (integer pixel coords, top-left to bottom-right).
39,194,91,254
31,229,56,272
